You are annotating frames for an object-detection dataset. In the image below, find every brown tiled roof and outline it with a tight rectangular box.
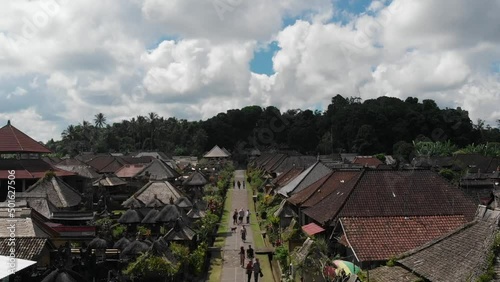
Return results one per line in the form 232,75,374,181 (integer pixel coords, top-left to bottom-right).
0,121,51,153
86,156,127,173
0,159,75,179
340,215,467,262
263,153,287,172
302,171,363,224
453,153,495,173
369,266,420,282
352,156,383,167
339,170,477,220
278,161,332,197
0,237,52,260
116,164,147,178
289,170,362,208
272,167,304,188
398,218,498,281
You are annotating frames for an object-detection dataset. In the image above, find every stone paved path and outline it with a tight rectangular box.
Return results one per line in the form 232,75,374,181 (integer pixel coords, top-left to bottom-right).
221,170,255,282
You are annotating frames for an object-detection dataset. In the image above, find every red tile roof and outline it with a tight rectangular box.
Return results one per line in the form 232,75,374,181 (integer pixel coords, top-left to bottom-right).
116,164,147,178
352,156,383,167
0,121,51,153
340,215,467,262
301,222,325,236
0,159,75,179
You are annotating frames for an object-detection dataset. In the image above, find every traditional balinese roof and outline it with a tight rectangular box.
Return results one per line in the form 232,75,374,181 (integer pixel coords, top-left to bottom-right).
113,237,131,250
352,156,384,167
57,158,86,166
141,208,161,224
0,237,53,260
15,194,55,219
154,204,183,223
272,167,304,188
42,156,62,165
24,175,82,208
0,159,75,179
203,145,230,158
115,164,147,178
340,215,468,262
55,165,100,179
41,268,86,282
120,240,149,258
277,161,332,197
148,237,173,258
134,151,171,161
122,181,182,208
92,174,126,187
163,220,195,241
0,206,58,238
0,121,51,153
86,156,127,174
182,171,208,186
88,237,109,249
272,155,317,175
175,196,193,209
303,170,477,226
186,205,206,219
122,197,144,209
397,207,500,281
137,159,180,180
274,199,297,218
145,195,164,208
117,209,143,224
288,170,361,208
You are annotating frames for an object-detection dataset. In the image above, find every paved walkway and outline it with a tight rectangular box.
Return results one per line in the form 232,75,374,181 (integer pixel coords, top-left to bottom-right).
221,170,255,282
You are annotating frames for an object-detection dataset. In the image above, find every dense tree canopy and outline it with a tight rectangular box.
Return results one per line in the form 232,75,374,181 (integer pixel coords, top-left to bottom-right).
45,96,500,157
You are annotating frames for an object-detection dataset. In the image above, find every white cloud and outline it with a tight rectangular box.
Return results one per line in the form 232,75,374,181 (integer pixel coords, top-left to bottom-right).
0,107,59,142
7,86,27,99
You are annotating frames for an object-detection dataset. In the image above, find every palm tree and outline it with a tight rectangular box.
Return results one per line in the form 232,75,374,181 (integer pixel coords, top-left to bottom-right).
148,112,159,150
94,113,107,128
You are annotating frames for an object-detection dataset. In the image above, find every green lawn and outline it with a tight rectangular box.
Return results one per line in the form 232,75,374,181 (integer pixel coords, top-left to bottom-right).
247,183,275,281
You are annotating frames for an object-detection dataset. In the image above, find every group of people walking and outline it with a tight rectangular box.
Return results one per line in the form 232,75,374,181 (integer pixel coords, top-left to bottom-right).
233,208,250,225
239,245,262,282
234,179,245,189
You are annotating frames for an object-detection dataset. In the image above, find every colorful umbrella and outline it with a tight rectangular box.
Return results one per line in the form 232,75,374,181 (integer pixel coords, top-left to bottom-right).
333,260,361,275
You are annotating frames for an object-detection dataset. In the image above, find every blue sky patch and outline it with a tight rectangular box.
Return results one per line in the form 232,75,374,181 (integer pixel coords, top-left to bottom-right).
250,41,280,75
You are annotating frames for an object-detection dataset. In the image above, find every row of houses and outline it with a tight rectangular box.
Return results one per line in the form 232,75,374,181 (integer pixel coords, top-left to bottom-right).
251,151,500,281
0,121,231,280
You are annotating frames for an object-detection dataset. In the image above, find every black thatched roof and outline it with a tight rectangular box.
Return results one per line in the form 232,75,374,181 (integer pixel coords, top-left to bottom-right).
148,237,170,256
113,236,131,250
122,196,144,209
175,196,193,209
88,237,108,249
120,240,149,258
138,158,180,180
117,209,143,224
41,268,86,282
141,208,161,224
122,181,183,208
186,205,206,219
154,204,183,223
163,220,196,241
182,171,208,186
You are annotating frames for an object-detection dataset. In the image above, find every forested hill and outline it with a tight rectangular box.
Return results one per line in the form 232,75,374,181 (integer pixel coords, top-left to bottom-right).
46,95,500,158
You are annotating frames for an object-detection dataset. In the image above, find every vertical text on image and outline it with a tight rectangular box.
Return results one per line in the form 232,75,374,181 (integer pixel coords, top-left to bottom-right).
7,170,17,274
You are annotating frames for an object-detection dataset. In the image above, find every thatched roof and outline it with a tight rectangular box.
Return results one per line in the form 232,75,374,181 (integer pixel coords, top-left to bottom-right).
92,174,126,187
154,204,183,223
163,220,196,241
145,196,164,208
113,236,131,250
122,181,182,208
117,209,143,224
141,208,161,224
138,159,180,180
203,145,230,158
88,237,108,249
175,196,193,209
122,197,144,209
25,175,82,208
186,206,206,219
120,240,149,258
56,165,100,179
41,268,86,282
148,237,170,256
182,171,208,186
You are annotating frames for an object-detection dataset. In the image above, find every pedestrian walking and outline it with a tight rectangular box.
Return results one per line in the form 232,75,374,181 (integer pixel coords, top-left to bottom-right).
232,209,238,225
245,209,250,224
233,180,236,189
239,246,246,267
246,260,253,282
237,180,241,189
247,245,254,259
241,225,247,242
243,181,246,189
253,258,262,282
239,208,245,224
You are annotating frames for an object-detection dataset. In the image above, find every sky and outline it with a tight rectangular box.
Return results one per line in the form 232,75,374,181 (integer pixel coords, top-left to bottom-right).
1,0,499,142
